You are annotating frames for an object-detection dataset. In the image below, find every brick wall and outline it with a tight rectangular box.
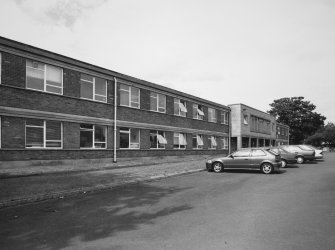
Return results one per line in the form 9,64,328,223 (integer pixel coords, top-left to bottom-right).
1,52,26,88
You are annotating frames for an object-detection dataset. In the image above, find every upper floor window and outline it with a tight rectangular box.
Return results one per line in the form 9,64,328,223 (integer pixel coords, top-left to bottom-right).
120,83,140,108
192,134,204,149
174,98,187,117
208,108,217,123
193,104,204,120
150,92,166,113
120,127,140,149
150,130,167,149
0,52,2,84
208,135,217,149
221,111,229,125
243,114,249,125
80,74,107,102
25,119,62,148
80,124,107,149
173,132,187,149
26,60,63,95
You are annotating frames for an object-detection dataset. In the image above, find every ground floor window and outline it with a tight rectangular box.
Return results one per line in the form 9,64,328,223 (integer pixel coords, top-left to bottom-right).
80,124,106,149
173,132,187,149
221,137,228,150
25,119,62,148
208,136,217,149
192,134,204,149
120,127,140,149
150,130,167,149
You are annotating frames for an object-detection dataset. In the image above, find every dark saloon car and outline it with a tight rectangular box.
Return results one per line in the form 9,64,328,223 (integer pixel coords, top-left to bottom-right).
206,148,281,174
280,145,315,164
266,147,297,168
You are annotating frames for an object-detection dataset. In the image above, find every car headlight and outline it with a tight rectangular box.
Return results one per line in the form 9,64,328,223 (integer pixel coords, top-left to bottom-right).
207,160,213,164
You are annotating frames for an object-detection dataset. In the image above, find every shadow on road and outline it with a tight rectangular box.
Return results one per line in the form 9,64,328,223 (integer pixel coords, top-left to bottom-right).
0,183,193,250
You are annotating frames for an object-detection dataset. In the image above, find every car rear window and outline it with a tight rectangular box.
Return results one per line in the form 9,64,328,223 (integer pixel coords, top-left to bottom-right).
267,149,279,156
252,149,266,157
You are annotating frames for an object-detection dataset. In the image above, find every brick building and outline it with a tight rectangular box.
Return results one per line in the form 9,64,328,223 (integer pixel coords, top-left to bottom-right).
0,37,230,165
229,103,289,150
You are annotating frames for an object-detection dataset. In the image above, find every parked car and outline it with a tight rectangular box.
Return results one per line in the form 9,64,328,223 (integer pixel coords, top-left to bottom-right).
299,145,324,160
280,145,315,164
265,147,297,168
206,148,281,174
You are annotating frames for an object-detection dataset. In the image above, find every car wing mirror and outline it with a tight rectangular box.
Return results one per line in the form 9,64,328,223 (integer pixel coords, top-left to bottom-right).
229,154,234,159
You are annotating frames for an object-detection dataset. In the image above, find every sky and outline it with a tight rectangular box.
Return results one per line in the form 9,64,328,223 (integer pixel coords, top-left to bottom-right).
1,0,335,123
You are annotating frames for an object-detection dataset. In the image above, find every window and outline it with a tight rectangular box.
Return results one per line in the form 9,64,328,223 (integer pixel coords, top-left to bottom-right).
174,98,187,117
80,124,106,149
192,134,204,149
120,127,140,149
251,149,266,157
208,108,217,123
222,137,229,150
25,119,62,148
243,114,248,125
80,74,107,102
221,111,229,125
120,83,140,108
208,136,217,149
150,92,166,113
150,130,167,149
232,150,250,157
173,132,187,149
0,52,2,84
193,104,204,120
26,60,63,95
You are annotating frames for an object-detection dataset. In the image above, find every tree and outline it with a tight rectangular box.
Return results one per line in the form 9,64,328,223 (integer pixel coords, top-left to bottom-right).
268,97,326,144
322,123,335,147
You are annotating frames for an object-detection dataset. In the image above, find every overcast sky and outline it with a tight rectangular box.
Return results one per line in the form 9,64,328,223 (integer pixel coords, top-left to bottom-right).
1,0,334,122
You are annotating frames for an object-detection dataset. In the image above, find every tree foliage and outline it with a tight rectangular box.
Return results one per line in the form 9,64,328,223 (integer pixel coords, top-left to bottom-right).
307,123,335,147
268,97,326,144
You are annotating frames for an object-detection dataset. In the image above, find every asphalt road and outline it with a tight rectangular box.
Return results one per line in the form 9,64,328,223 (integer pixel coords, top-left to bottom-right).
1,154,335,250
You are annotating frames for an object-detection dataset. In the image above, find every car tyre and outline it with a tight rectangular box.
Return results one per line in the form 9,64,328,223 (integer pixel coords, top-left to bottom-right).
261,163,274,174
281,159,287,168
212,162,223,173
296,156,304,164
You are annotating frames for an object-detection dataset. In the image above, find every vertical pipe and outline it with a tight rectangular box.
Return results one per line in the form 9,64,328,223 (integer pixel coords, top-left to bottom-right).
113,77,117,163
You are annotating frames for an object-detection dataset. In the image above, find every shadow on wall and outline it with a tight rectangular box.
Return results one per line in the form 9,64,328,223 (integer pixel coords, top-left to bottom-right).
0,183,193,250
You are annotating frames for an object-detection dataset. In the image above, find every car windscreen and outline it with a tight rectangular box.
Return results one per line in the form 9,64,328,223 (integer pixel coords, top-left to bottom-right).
266,149,279,156
299,145,314,151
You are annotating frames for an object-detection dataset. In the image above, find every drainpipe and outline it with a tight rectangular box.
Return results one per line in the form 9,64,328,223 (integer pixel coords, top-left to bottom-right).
229,108,231,154
113,77,117,163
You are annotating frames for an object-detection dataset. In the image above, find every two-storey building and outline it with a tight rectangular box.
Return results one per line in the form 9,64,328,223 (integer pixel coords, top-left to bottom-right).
229,103,289,150
0,37,230,166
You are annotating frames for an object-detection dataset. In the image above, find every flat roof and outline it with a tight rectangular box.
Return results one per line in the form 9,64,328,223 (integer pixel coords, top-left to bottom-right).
0,36,229,110
228,103,272,116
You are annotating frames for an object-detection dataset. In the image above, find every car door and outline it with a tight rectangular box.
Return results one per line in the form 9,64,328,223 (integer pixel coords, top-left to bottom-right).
250,149,267,168
227,149,251,168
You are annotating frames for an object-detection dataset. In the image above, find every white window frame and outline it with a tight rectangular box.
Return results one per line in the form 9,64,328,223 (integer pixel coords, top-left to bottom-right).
25,120,63,149
150,92,166,113
120,83,140,109
174,98,187,117
80,124,107,149
193,104,205,120
208,108,217,123
222,137,228,150
150,130,167,149
80,74,107,103
208,135,217,149
26,60,63,95
120,128,140,149
221,111,229,125
192,134,204,149
243,115,249,125
173,132,187,149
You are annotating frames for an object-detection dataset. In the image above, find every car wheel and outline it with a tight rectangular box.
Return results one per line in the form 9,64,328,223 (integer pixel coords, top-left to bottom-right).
296,156,304,164
281,160,287,168
261,163,274,174
212,162,223,173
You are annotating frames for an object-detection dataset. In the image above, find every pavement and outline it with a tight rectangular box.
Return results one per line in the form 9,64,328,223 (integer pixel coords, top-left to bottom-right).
0,154,217,208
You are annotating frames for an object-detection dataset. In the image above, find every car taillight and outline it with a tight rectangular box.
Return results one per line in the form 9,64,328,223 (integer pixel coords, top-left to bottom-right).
275,155,281,162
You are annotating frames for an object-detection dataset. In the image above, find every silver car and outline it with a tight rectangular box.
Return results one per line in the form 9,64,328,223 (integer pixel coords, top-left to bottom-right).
206,148,281,174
